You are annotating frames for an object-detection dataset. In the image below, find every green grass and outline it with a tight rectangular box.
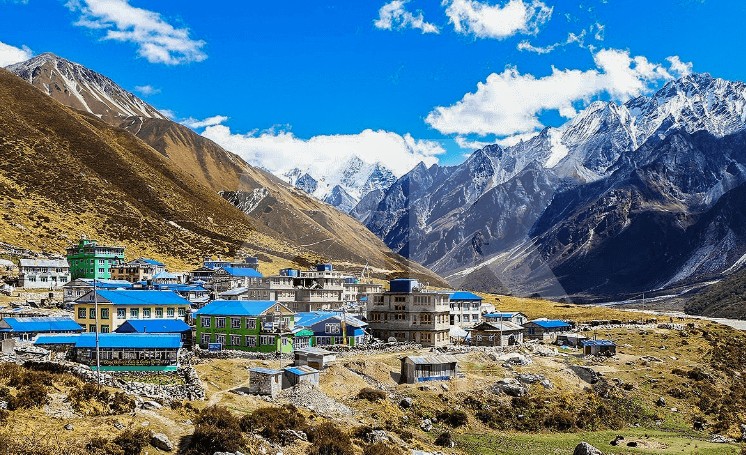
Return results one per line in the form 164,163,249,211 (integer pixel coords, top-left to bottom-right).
456,429,743,454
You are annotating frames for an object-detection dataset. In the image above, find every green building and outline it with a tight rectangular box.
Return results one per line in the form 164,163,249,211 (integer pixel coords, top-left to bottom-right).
194,300,295,353
66,236,125,280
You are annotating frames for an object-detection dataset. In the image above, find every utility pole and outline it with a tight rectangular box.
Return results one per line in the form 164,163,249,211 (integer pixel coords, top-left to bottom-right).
94,274,101,387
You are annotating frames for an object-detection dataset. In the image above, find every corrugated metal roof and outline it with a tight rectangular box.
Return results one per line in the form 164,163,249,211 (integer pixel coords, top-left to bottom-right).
91,290,190,306
582,339,616,346
34,334,81,345
19,258,69,268
250,367,282,375
75,333,182,349
153,271,179,279
218,287,249,296
484,312,522,318
284,365,318,375
469,321,524,331
295,347,334,355
530,319,571,329
449,291,483,301
220,267,263,278
295,311,367,328
194,300,279,317
2,317,82,333
74,279,133,289
115,319,190,333
405,355,458,365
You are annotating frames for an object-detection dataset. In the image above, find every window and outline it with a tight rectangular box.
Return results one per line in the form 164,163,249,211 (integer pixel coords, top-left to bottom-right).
246,318,256,329
230,335,241,346
201,317,211,328
260,335,274,346
101,308,109,319
216,317,226,329
78,308,86,319
130,308,139,318
155,308,163,318
325,323,341,334
394,296,406,303
143,308,151,318
101,325,110,333
231,317,241,329
98,268,104,274
282,337,290,347
89,324,96,333
201,333,211,344
167,308,175,317
216,334,225,345
117,308,125,319
89,308,96,319
178,308,186,317
245,336,256,347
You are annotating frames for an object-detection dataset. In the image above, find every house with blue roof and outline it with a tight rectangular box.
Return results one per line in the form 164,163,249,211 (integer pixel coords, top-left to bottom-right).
0,316,82,341
448,291,484,328
73,289,191,334
294,311,368,347
63,278,134,303
484,312,528,326
72,333,182,371
194,300,294,353
523,319,573,341
115,318,192,347
110,257,166,282
212,267,264,293
582,339,617,356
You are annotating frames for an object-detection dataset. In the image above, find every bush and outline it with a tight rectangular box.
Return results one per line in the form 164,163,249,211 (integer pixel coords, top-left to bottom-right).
364,442,404,455
435,431,454,447
183,406,245,455
8,382,49,409
437,410,468,428
86,437,125,455
112,428,150,455
307,422,354,455
357,388,386,402
69,383,134,415
240,405,307,443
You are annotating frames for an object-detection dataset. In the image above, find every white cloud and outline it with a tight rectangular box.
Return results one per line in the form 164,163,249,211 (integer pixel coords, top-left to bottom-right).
426,48,691,137
157,108,175,119
0,41,32,66
66,0,206,65
454,136,490,150
375,0,439,34
133,84,159,96
517,30,585,54
667,56,693,77
443,0,552,39
592,22,605,41
181,115,229,129
201,126,445,177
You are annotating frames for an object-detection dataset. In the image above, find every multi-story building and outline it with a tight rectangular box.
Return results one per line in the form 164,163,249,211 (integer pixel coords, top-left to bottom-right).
62,278,133,303
110,258,166,282
194,300,295,353
212,267,264,293
73,289,191,334
448,291,483,328
342,280,384,304
366,278,451,347
66,236,125,280
18,258,70,289
294,311,368,347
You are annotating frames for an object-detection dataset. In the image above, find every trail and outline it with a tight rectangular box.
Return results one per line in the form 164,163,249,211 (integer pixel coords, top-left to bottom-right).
206,377,251,406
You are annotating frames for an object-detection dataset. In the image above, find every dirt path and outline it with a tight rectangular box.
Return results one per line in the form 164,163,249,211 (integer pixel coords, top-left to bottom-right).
206,377,251,406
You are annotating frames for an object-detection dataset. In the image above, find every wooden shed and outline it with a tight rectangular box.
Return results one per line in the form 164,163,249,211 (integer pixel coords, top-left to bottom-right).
400,355,458,384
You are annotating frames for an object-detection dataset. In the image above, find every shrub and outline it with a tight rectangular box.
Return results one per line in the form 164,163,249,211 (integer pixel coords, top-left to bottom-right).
86,437,125,455
112,428,150,455
240,405,307,443
8,382,49,409
183,406,245,455
364,442,404,455
357,388,386,402
434,431,454,447
307,422,354,455
437,410,468,428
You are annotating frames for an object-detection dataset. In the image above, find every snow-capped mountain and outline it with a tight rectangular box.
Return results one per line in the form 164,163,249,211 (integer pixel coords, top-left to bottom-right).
6,52,166,123
364,73,746,300
283,155,397,212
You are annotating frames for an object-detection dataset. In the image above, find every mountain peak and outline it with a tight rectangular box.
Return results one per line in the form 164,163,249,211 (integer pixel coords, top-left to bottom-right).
6,52,166,123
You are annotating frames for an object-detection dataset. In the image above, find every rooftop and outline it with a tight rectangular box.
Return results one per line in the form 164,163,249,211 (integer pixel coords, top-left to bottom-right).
449,291,483,301
115,319,191,333
219,266,263,278
404,355,458,365
529,319,571,329
0,317,82,333
19,258,69,268
284,365,319,376
295,311,367,328
194,300,281,317
83,290,190,306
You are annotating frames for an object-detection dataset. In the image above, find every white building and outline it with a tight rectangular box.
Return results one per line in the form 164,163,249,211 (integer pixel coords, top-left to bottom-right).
18,259,70,289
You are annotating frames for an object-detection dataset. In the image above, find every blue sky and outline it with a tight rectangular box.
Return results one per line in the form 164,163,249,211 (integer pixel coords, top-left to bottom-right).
1,0,744,172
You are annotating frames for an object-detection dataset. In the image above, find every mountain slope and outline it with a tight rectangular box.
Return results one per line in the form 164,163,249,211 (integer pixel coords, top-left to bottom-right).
6,53,165,124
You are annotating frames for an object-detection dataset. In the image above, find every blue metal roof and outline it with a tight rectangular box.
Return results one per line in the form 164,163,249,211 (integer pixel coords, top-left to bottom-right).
2,317,82,333
115,319,191,333
582,339,616,346
294,311,367,328
250,367,282,375
220,267,263,278
530,319,571,329
194,300,279,317
485,312,520,318
284,365,318,376
93,290,191,306
449,291,483,301
153,271,179,279
141,258,165,266
34,334,81,345
75,333,182,349
79,279,133,289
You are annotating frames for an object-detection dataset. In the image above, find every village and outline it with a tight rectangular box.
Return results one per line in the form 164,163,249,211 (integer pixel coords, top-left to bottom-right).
0,236,743,455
